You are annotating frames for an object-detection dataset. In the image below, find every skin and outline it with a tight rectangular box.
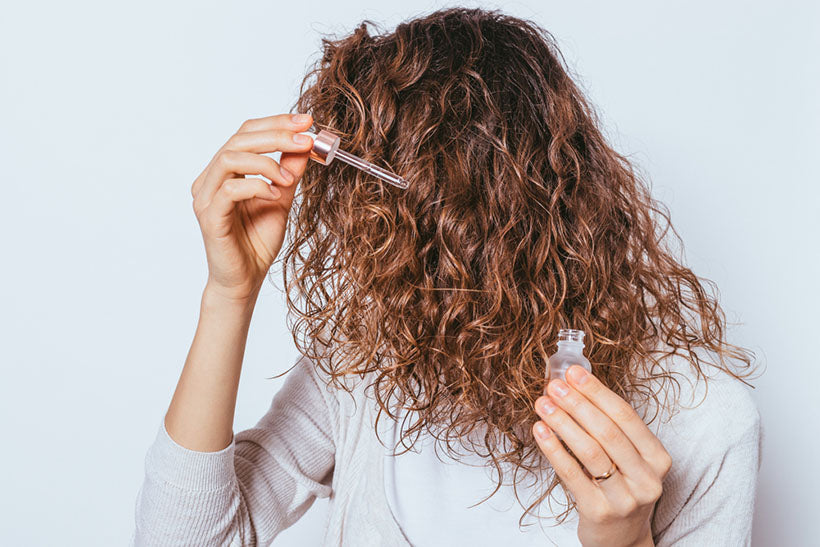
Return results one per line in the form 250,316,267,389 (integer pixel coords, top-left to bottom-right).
164,112,314,452
532,365,673,547
163,111,671,545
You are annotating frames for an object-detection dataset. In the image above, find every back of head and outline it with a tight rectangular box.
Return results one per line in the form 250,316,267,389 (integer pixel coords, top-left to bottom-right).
283,7,755,524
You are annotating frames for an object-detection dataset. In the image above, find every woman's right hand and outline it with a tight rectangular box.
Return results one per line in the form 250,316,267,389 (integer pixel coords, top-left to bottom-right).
190,113,315,302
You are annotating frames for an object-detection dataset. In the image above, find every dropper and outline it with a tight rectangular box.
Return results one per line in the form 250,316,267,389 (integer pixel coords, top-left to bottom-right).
297,125,409,190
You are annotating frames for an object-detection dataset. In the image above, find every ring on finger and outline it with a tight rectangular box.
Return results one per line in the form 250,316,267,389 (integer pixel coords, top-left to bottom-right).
592,462,619,483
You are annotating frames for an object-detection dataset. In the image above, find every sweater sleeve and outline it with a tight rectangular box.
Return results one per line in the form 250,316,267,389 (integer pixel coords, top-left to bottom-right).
131,353,338,546
652,382,762,547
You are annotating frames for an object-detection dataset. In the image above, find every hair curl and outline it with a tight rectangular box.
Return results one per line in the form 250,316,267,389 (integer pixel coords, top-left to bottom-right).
276,6,757,527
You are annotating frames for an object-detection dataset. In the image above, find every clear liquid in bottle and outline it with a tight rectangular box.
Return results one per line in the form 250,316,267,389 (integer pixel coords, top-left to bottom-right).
544,329,592,395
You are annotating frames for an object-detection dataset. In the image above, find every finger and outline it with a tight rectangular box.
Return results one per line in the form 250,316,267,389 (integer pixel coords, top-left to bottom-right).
545,378,654,483
532,421,599,504
196,130,312,205
194,150,296,207
191,113,313,197
535,396,637,504
536,395,621,480
222,128,315,155
234,113,314,195
279,146,312,199
236,112,313,134
565,365,673,478
200,178,279,234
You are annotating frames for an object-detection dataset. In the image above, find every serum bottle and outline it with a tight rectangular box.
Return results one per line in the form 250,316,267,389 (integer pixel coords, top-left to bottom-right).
545,329,592,395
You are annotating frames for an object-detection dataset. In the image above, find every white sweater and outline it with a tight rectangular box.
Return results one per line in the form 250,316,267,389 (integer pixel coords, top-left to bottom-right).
131,351,761,546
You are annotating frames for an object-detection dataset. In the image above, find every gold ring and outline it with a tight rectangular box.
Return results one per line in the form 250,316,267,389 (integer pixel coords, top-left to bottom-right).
592,463,618,483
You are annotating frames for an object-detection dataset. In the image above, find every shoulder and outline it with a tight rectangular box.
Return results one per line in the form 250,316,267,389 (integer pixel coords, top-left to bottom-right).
645,352,762,542
638,351,761,457
292,335,377,424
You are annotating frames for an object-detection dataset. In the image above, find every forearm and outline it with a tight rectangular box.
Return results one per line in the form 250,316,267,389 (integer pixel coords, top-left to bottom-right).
164,282,260,452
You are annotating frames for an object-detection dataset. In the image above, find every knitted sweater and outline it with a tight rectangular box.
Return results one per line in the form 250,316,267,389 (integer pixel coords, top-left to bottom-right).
131,351,761,546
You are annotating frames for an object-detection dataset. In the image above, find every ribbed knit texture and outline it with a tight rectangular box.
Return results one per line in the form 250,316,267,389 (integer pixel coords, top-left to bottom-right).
131,351,761,546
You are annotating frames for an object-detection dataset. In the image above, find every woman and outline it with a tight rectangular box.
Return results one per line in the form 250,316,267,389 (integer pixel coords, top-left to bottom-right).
132,7,761,546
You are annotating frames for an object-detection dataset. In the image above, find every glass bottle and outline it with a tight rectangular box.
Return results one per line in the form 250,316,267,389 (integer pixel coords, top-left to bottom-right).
544,329,592,395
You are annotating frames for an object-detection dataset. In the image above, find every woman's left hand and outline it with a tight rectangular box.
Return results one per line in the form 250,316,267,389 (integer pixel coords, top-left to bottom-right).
532,365,673,547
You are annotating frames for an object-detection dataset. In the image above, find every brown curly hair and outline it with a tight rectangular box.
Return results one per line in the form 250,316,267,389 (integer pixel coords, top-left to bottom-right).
275,6,756,526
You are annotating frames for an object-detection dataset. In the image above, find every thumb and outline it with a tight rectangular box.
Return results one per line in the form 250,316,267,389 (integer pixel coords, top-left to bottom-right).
278,148,312,201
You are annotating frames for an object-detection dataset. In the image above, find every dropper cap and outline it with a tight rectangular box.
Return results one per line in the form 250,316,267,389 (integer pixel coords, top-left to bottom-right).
299,128,340,165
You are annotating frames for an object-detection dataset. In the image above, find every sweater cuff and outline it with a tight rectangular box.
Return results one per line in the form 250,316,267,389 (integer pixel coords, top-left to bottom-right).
145,416,237,492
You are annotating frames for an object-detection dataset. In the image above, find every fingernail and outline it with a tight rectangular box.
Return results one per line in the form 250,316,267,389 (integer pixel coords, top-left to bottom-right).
550,379,569,397
280,165,295,182
538,397,557,415
291,113,312,124
269,184,281,198
567,365,590,385
535,422,552,440
293,133,313,145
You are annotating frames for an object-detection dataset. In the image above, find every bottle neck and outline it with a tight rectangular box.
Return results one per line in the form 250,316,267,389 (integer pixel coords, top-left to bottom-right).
557,341,585,353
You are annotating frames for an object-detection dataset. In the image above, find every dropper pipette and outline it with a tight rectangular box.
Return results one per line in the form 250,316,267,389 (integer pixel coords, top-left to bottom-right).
297,127,409,190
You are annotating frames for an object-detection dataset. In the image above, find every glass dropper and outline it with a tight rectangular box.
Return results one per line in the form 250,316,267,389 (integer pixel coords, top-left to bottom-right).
297,126,409,190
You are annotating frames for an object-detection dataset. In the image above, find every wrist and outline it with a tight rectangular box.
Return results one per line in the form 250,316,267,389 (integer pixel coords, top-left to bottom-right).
202,281,260,315
628,529,654,547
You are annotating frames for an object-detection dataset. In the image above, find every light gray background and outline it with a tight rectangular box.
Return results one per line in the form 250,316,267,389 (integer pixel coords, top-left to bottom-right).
1,1,817,545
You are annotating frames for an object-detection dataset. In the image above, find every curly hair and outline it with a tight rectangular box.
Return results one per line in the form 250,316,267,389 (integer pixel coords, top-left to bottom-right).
276,6,756,527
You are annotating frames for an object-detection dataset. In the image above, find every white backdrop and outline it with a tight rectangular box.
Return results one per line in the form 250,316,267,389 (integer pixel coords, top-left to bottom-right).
1,1,817,545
